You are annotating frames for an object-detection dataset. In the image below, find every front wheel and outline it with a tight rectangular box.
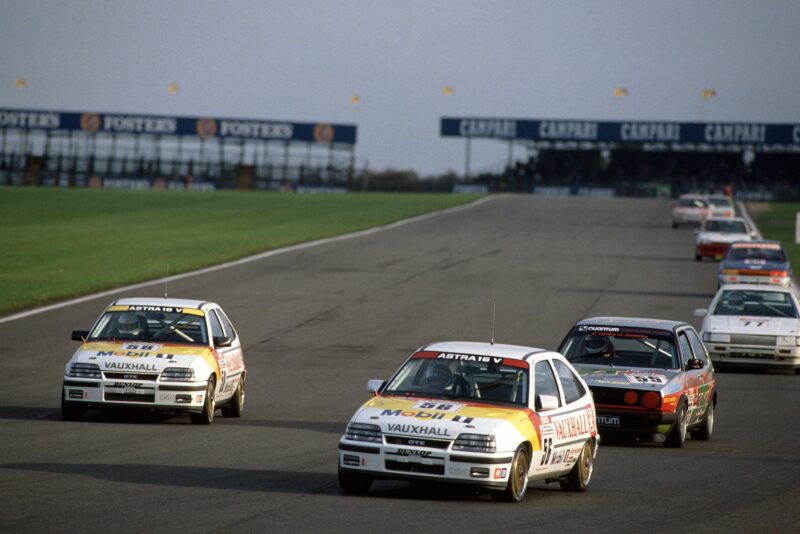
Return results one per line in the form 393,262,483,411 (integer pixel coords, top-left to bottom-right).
338,468,372,494
560,440,594,491
499,445,530,502
690,398,714,441
190,378,216,425
665,402,687,448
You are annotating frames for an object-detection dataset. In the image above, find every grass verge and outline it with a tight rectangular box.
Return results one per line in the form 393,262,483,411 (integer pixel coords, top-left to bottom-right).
0,187,481,315
748,202,800,278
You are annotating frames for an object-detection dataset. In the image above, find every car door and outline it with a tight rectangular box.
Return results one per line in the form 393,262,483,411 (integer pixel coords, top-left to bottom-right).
211,307,245,400
683,328,715,426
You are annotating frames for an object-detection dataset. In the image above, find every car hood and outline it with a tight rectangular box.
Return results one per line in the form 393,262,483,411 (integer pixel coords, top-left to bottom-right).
697,231,750,244
705,316,800,335
573,365,680,390
72,341,212,373
351,395,529,439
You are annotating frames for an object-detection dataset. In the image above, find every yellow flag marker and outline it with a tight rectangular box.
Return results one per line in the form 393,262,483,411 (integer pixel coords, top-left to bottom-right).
15,78,27,89
168,83,180,94
442,85,455,96
612,87,628,98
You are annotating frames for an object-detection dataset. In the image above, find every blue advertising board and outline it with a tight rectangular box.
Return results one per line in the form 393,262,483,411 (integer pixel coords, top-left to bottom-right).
0,108,357,145
441,117,800,146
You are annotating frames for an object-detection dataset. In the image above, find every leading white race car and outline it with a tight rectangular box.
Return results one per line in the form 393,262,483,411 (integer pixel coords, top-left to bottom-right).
696,284,800,371
694,216,755,261
338,341,599,502
62,297,246,423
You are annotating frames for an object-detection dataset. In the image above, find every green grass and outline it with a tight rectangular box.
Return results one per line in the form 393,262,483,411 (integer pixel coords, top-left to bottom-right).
0,187,481,315
749,202,800,278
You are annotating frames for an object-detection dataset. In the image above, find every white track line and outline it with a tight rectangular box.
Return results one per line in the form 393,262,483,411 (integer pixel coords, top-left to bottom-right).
736,200,763,240
0,196,496,325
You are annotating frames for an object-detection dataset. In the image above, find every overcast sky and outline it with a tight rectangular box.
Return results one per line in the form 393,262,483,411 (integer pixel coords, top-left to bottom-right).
3,1,799,176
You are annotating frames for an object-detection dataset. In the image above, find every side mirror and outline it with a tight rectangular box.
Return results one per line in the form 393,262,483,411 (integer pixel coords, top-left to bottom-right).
750,232,758,238
694,308,708,317
214,336,232,348
71,330,89,341
366,379,385,394
686,358,704,370
535,394,559,412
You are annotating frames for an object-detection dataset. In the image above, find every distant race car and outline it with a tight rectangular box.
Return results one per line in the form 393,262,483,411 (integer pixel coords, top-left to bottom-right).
558,317,716,447
718,241,792,287
695,217,755,261
672,194,711,228
696,284,800,371
706,195,735,218
338,341,599,502
62,297,246,423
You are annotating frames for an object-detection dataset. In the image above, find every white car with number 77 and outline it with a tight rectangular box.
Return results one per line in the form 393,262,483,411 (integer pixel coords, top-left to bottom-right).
61,297,246,423
338,341,599,502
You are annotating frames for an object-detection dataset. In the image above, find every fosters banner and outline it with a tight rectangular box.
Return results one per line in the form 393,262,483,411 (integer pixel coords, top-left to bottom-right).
441,117,800,146
0,108,357,145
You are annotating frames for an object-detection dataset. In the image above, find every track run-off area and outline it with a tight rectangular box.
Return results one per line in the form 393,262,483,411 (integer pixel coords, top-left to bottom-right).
1,195,798,533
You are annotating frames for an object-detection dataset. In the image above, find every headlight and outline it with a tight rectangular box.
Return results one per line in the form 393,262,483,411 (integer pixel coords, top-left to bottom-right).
453,433,496,453
67,363,101,378
345,422,382,443
160,367,195,382
705,333,730,343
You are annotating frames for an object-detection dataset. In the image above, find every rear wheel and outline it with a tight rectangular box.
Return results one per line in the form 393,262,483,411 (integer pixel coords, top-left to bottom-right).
695,253,702,261
338,468,372,494
690,398,714,441
61,395,86,422
190,378,216,425
499,445,530,502
221,377,245,418
665,401,687,448
560,440,594,491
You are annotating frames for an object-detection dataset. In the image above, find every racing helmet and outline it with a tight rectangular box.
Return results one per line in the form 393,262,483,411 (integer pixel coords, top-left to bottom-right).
425,363,453,389
584,335,614,357
117,312,141,336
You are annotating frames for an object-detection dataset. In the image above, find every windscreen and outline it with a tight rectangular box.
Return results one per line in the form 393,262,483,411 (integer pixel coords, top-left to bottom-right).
560,326,678,370
728,244,785,262
382,352,529,406
89,307,208,345
708,198,731,207
712,290,798,318
678,198,706,208
705,220,746,233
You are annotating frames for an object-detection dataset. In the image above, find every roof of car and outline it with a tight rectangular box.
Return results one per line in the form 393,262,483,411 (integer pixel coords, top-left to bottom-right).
729,239,783,247
111,297,212,309
576,316,689,330
420,341,551,361
705,216,745,222
715,284,793,293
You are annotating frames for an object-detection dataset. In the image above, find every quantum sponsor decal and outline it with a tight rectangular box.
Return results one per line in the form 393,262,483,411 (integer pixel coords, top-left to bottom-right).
386,423,450,437
80,113,101,133
313,123,334,143
578,325,620,333
0,110,60,129
597,415,621,426
196,117,218,137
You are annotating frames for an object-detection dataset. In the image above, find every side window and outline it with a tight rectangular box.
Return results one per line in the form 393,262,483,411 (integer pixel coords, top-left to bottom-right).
534,360,562,408
214,309,237,340
554,360,586,404
684,329,708,363
677,333,693,367
209,311,224,340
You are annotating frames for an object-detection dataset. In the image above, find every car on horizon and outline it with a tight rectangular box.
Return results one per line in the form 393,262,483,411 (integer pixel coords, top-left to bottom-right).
695,217,755,261
707,194,735,218
61,297,246,424
718,241,792,287
672,194,712,228
696,284,800,371
338,341,599,502
558,317,716,447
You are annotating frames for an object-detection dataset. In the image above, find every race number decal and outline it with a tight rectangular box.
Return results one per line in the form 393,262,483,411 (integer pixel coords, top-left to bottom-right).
626,373,667,385
411,401,464,412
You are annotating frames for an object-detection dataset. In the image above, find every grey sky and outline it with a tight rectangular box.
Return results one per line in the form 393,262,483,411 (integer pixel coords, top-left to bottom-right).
3,0,799,176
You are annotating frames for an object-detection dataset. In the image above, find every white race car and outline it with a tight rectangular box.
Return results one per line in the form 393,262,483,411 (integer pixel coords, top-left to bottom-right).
694,217,755,261
62,297,246,423
707,195,735,218
696,285,800,371
672,194,711,228
338,341,599,502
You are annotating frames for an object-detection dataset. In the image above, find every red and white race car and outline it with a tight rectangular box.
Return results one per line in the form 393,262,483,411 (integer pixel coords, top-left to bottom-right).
672,194,711,228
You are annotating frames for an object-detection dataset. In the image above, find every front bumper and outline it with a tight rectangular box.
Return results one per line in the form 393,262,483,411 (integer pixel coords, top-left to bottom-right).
706,343,800,369
338,438,514,488
62,378,209,413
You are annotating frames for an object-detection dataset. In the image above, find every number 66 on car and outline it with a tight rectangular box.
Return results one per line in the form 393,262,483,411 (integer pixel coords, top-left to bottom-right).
338,341,599,502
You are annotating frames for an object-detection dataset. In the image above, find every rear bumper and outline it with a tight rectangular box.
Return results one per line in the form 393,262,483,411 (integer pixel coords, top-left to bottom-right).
594,408,676,436
717,274,791,287
706,345,800,369
697,244,730,257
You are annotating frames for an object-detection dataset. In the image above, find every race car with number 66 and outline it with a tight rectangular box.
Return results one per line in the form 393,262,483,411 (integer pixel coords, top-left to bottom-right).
61,297,246,424
338,341,599,502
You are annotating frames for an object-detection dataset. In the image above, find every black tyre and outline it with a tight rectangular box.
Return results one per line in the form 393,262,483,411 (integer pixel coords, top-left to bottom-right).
665,401,687,448
499,445,530,502
190,378,216,425
61,395,86,421
695,254,702,261
560,440,594,492
338,468,372,494
672,222,678,229
690,398,714,441
221,377,245,418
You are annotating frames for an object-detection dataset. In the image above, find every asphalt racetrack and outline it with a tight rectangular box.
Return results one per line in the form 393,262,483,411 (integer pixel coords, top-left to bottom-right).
2,195,798,533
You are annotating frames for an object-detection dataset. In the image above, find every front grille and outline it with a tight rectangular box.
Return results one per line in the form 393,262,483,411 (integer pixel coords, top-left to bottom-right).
385,461,444,475
729,334,777,346
385,436,450,449
103,372,159,381
589,386,628,405
104,393,155,403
